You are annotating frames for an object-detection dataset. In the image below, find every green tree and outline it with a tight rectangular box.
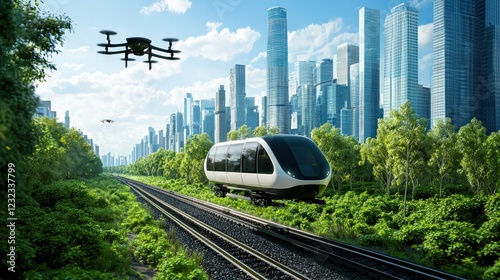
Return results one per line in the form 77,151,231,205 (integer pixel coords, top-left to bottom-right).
180,133,213,183
385,102,428,217
485,132,500,194
0,0,72,193
227,124,252,140
253,125,279,137
361,119,394,197
457,118,488,195
427,118,461,197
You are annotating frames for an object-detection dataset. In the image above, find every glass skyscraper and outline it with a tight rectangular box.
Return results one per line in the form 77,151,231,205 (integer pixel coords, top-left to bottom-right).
230,64,246,131
336,43,359,86
432,0,499,131
315,59,333,127
383,3,419,118
267,6,290,134
359,7,380,142
215,85,226,143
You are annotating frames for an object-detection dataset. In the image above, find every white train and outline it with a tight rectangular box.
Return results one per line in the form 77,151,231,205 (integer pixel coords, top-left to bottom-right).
204,135,331,206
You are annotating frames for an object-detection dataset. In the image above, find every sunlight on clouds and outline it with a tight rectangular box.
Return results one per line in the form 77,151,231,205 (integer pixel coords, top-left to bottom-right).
140,0,192,15
178,22,260,61
418,23,433,50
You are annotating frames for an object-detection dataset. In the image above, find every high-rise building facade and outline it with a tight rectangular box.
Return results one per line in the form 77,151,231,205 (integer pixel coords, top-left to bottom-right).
215,85,227,143
359,7,381,142
383,3,420,118
350,63,360,139
267,6,290,134
230,64,246,131
336,43,359,86
315,59,333,127
184,93,193,140
432,0,500,132
64,110,70,129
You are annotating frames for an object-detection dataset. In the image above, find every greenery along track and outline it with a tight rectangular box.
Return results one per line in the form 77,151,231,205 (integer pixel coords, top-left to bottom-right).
117,176,310,280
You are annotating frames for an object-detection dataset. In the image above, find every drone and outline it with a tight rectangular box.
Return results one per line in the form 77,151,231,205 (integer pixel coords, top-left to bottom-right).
97,30,181,70
101,119,114,124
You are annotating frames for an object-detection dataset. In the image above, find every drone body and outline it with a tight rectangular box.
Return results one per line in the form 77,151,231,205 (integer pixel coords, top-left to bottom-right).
97,30,180,70
101,119,114,124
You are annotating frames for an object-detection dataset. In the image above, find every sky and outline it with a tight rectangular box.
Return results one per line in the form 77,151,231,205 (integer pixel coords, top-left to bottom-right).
36,0,434,157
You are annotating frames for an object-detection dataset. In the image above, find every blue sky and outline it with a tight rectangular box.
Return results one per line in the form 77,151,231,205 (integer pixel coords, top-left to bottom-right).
37,0,434,157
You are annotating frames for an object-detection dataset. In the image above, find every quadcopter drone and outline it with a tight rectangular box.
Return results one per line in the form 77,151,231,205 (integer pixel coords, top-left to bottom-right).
101,119,114,124
97,30,181,70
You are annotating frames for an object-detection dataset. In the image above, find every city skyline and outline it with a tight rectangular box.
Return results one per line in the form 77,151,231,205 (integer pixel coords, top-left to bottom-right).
36,1,463,157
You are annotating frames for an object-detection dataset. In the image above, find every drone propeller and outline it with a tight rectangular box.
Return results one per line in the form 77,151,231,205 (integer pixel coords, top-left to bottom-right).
162,38,179,49
151,52,180,60
150,45,181,54
100,30,117,45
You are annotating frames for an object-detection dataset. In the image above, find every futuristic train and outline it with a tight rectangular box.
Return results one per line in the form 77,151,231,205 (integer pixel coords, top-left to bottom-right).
204,135,331,206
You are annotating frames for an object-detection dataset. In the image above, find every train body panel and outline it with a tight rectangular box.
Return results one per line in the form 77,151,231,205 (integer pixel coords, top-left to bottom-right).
204,135,331,201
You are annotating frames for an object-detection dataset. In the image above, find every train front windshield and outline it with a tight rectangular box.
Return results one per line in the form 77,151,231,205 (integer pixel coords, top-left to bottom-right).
263,136,331,180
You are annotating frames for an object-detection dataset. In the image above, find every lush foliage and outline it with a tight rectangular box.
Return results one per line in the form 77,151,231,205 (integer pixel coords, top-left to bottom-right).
0,0,72,201
125,174,500,279
15,176,208,279
27,117,103,185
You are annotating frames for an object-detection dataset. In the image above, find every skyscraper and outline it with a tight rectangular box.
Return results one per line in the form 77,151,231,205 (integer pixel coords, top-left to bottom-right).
64,110,70,129
432,0,488,129
215,85,227,143
315,59,334,127
267,6,290,134
230,64,246,131
336,43,359,86
383,3,419,118
359,7,380,142
184,93,193,140
350,63,360,139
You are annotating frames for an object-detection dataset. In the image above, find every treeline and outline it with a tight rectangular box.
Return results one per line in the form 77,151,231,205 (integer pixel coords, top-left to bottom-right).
110,102,499,204
27,117,102,186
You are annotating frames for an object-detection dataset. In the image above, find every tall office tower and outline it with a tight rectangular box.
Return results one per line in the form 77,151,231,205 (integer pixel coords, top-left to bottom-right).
175,112,184,151
418,85,431,128
261,95,267,126
245,97,259,130
290,94,299,133
64,110,70,129
230,64,246,131
432,0,489,130
482,0,500,133
169,113,177,151
184,93,193,140
359,7,381,142
158,129,165,149
350,63,360,139
165,124,170,151
336,43,359,86
315,59,334,126
215,85,227,143
301,84,316,137
203,109,215,142
384,3,419,118
327,81,349,128
147,127,155,155
192,100,201,135
267,6,290,134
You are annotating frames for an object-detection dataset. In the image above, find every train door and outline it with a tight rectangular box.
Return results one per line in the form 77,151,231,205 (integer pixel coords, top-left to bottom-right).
241,142,260,188
226,143,243,186
257,144,275,189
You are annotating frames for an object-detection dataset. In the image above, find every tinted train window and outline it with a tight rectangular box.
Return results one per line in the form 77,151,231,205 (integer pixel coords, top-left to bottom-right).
227,143,243,172
264,136,330,180
214,146,227,171
242,142,258,173
206,147,216,171
257,145,273,174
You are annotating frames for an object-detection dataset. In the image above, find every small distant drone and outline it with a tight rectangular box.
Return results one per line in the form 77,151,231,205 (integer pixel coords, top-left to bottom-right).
101,119,114,124
97,30,181,70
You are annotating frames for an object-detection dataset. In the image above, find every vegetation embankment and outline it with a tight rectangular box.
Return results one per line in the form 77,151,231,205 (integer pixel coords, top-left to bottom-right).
1,1,208,278
108,104,500,279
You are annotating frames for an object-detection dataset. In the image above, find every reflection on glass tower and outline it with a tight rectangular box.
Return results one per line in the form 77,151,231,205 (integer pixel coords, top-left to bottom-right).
267,6,290,134
432,0,497,131
230,64,246,131
359,7,380,142
384,3,419,118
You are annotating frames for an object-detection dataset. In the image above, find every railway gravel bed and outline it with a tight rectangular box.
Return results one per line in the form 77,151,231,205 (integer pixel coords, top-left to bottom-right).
124,177,373,279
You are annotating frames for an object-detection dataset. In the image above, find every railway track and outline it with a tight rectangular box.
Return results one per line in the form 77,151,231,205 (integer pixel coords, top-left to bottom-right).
116,176,466,280
116,176,309,280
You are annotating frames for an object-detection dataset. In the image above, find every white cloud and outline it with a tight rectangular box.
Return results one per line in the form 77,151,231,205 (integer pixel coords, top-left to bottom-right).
177,22,261,61
418,22,433,50
288,19,357,62
140,0,192,15
250,51,266,64
410,0,432,9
